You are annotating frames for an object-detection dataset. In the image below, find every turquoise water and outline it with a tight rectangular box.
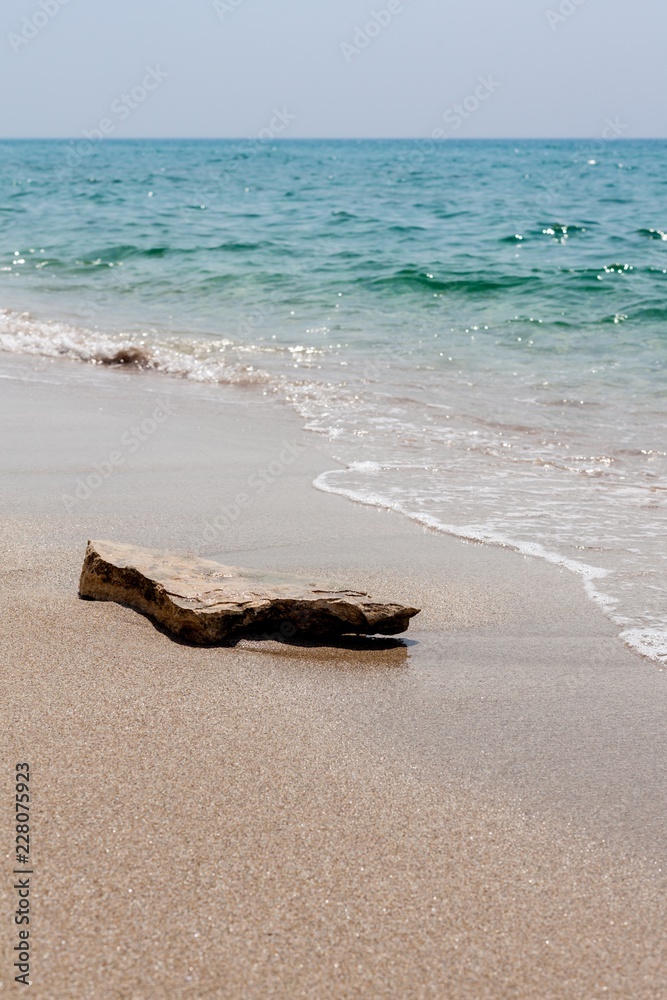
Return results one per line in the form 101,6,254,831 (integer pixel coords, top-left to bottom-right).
1,139,666,661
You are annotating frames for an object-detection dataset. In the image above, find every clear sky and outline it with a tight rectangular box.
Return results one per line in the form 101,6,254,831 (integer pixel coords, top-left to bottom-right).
1,0,665,139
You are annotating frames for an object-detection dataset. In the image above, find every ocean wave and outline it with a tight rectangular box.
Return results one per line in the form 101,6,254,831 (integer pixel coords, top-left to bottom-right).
314,465,667,666
357,262,649,297
539,222,589,237
621,628,667,665
313,464,614,590
637,228,667,241
364,267,540,295
75,241,270,264
626,305,667,322
329,210,358,223
0,308,277,386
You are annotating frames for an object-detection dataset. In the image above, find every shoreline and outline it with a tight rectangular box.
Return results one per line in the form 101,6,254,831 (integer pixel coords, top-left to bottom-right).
312,468,661,665
2,352,666,997
2,298,666,669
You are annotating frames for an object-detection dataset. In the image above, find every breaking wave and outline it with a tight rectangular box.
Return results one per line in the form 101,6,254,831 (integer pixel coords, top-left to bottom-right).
0,307,323,387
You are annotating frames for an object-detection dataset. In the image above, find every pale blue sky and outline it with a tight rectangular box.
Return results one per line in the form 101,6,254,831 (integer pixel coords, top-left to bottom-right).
1,0,665,139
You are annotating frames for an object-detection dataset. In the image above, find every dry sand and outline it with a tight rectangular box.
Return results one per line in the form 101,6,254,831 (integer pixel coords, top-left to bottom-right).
1,355,666,998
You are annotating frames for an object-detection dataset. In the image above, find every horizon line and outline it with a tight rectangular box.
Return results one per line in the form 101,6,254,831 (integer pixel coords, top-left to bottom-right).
0,135,664,143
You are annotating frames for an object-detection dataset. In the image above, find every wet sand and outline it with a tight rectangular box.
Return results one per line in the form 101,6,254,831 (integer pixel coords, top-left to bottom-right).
1,354,666,998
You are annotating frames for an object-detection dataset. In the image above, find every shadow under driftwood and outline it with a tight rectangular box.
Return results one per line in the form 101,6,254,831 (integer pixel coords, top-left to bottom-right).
80,594,415,652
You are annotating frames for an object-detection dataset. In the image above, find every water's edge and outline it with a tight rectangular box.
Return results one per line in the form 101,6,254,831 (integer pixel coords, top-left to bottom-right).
313,468,665,666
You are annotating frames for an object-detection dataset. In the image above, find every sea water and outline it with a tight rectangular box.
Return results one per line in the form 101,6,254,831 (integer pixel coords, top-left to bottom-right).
1,138,665,662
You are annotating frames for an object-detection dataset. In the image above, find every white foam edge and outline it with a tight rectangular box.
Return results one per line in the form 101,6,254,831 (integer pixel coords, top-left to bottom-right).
314,467,667,667
0,306,288,384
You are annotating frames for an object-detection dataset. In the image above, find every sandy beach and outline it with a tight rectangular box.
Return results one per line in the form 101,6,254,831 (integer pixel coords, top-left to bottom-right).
1,353,666,999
